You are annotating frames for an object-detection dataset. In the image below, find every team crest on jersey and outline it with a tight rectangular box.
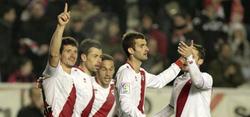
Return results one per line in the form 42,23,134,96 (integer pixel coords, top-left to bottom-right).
121,82,130,94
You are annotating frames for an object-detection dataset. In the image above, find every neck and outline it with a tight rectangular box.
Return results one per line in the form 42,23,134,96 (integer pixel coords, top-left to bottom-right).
127,56,142,73
96,77,109,88
61,63,71,74
79,62,91,76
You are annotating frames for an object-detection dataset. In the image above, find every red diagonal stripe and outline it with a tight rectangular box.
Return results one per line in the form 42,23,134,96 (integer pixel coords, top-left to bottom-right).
59,84,76,117
81,89,95,117
93,85,115,117
176,79,191,117
138,70,146,113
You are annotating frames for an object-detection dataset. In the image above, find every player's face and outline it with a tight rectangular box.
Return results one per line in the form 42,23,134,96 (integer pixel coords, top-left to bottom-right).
85,47,102,73
97,60,115,87
61,45,78,67
132,39,149,61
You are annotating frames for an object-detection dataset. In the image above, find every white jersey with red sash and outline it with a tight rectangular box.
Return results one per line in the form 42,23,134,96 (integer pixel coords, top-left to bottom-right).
71,67,95,117
42,63,77,117
115,61,182,117
89,80,116,117
154,55,213,117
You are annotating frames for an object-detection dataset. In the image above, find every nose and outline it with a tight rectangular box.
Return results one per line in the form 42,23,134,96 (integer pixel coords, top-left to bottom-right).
106,70,113,77
146,46,149,52
96,57,102,66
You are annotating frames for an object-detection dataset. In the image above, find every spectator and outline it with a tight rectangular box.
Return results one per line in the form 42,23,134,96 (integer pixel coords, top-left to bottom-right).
169,12,202,62
18,0,53,75
229,22,250,80
7,57,36,83
193,3,228,63
140,12,168,59
0,4,16,81
17,86,43,117
208,42,245,87
65,13,87,43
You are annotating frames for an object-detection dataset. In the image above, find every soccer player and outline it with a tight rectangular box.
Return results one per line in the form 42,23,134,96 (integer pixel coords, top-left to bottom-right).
115,32,184,117
42,3,79,117
89,54,116,117
42,3,102,117
71,39,102,116
154,41,213,117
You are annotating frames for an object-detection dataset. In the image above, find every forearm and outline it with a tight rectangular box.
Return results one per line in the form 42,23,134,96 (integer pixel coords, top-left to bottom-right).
147,60,181,88
186,55,204,88
49,25,65,66
49,25,65,56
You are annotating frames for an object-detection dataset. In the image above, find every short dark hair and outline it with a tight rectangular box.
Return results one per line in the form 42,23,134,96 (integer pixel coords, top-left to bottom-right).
79,39,102,55
185,41,205,60
60,37,78,54
102,54,114,61
193,44,205,60
122,32,146,57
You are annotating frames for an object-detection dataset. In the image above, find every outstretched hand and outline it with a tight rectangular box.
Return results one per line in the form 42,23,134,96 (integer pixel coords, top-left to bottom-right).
57,3,70,26
178,40,193,58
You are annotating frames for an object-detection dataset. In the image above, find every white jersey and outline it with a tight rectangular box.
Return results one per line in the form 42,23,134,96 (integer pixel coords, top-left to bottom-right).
42,63,76,117
42,63,95,117
71,67,95,117
89,80,116,117
154,55,213,117
116,62,181,117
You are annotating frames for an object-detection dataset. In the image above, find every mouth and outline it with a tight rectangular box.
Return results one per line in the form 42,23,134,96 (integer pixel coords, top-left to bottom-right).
95,65,100,69
104,79,112,83
69,57,76,61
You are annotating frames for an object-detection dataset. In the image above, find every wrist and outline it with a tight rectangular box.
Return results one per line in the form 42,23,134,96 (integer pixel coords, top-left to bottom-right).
175,58,184,68
186,55,193,61
57,24,65,28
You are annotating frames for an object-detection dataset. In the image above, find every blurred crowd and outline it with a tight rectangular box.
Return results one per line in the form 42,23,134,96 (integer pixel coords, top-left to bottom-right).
0,0,249,88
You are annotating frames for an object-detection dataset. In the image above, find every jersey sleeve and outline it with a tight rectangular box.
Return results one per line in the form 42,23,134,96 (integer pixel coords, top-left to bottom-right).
146,63,181,88
115,69,145,117
42,61,63,77
187,55,213,89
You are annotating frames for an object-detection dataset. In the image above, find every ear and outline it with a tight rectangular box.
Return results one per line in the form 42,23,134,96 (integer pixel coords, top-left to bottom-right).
81,54,87,62
197,59,204,65
128,48,134,55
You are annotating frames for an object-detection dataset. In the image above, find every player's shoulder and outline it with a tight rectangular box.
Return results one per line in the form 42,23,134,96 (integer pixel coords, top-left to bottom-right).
115,64,135,82
116,64,134,76
72,67,90,77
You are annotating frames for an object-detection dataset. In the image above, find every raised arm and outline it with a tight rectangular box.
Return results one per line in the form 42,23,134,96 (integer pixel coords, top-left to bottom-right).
48,3,70,67
178,41,212,89
146,58,183,88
